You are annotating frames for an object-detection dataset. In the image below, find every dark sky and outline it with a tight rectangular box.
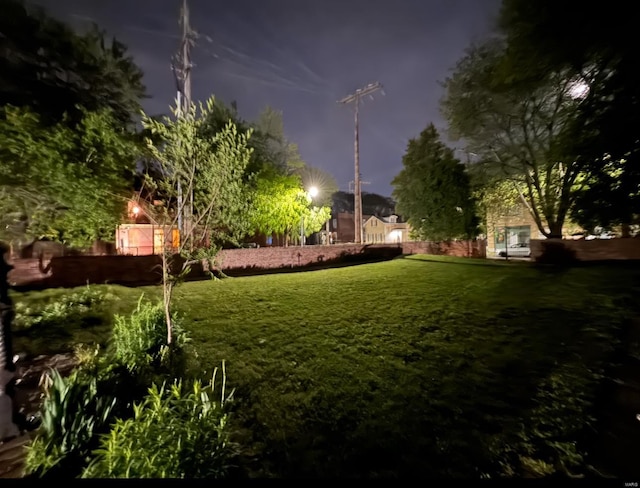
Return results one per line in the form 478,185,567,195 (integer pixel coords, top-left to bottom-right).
36,0,501,198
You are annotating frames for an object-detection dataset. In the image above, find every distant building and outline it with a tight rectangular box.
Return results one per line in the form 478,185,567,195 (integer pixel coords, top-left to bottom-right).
485,200,583,257
328,211,413,244
329,211,355,244
363,214,413,244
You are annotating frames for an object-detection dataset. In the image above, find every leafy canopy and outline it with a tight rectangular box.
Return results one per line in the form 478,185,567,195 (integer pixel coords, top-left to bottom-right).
392,124,479,241
0,106,139,247
0,0,146,127
441,39,585,238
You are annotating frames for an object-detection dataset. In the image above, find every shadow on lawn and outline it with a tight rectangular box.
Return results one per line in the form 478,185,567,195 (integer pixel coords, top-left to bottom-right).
399,254,532,268
234,306,626,479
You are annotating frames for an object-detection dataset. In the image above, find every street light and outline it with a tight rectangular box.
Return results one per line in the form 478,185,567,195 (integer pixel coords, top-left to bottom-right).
300,187,319,247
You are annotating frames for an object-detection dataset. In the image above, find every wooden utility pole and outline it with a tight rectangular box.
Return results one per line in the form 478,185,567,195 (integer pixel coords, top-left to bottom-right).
338,82,383,244
171,0,196,238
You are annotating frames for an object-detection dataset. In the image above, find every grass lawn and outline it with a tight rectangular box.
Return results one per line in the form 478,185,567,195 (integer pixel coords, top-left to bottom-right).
9,255,640,478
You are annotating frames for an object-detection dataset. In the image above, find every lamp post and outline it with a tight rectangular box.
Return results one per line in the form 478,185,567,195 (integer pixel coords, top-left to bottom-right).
300,186,318,247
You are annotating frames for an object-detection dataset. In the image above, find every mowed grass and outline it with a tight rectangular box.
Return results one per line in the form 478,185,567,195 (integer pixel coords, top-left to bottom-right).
9,255,640,478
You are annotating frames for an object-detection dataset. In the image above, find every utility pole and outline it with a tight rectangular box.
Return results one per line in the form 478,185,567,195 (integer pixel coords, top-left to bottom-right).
349,178,370,194
171,0,196,240
338,82,383,244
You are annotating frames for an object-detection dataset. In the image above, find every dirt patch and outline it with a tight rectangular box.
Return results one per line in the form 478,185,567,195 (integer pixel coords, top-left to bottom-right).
0,353,78,478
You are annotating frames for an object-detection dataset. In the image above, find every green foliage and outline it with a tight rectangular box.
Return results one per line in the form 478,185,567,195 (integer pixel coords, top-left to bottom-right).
248,168,331,241
0,0,146,126
441,39,584,238
13,286,116,331
24,369,117,478
570,154,640,232
488,0,640,231
142,96,255,249
0,106,140,246
392,123,480,241
111,296,190,372
82,372,236,479
254,105,306,172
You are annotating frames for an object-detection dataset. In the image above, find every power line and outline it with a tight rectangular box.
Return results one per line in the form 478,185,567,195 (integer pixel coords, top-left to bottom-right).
338,82,383,244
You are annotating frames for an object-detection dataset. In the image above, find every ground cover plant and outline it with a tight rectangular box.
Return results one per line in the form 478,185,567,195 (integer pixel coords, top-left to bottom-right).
9,255,640,478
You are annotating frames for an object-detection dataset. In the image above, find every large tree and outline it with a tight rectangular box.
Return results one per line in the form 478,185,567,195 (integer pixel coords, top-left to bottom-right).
249,167,331,246
441,39,586,238
0,106,139,247
0,0,146,126
198,101,335,244
495,0,640,233
392,124,479,241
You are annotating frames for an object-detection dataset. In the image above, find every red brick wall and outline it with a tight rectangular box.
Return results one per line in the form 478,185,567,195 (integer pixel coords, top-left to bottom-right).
8,240,485,288
531,238,640,261
7,258,52,287
401,240,486,258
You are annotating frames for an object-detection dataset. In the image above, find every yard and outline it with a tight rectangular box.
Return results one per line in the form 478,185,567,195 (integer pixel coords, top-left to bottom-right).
9,255,640,478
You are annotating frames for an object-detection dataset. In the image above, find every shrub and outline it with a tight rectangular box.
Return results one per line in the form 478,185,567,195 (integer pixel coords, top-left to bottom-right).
24,369,117,478
82,365,236,479
13,286,116,331
110,295,190,374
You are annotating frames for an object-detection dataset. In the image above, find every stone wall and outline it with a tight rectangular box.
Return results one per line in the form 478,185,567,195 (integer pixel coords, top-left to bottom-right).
531,238,640,262
7,240,485,289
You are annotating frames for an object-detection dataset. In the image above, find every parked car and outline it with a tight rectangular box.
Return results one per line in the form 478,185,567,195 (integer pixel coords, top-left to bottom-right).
498,242,531,257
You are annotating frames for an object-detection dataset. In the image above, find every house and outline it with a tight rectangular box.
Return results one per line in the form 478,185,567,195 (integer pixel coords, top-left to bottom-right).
115,200,179,255
485,200,584,257
328,212,412,244
363,214,413,244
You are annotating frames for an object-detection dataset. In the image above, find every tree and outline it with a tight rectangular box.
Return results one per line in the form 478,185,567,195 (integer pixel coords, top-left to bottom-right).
248,167,332,246
0,0,146,126
441,40,586,238
496,0,640,232
141,96,254,344
0,106,139,247
391,124,479,241
255,106,305,172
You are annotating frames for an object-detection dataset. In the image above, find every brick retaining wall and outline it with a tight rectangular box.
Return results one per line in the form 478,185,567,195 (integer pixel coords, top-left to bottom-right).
531,238,640,262
7,240,486,289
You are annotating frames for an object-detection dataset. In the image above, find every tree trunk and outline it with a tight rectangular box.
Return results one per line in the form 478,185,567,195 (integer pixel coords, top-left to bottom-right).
622,223,631,238
547,220,564,239
161,251,173,346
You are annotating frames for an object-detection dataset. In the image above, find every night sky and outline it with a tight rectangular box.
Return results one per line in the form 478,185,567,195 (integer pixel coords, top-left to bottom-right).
35,0,501,197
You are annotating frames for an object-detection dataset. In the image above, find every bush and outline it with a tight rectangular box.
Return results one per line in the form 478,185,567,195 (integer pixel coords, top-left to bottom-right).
13,286,116,331
110,295,191,374
82,366,236,479
24,369,117,478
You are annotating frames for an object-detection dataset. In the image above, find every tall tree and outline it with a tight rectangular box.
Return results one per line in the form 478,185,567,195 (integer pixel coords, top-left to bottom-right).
0,0,146,126
255,106,305,172
0,106,139,247
441,40,585,238
391,124,479,241
248,167,332,246
497,0,640,232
